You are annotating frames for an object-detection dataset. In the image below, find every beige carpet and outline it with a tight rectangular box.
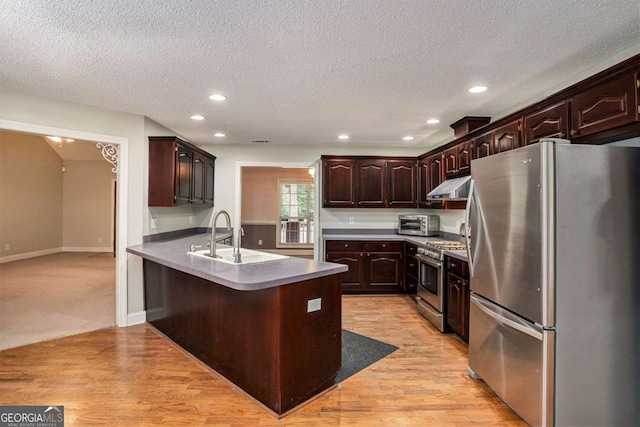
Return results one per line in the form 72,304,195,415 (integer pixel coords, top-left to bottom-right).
0,252,116,350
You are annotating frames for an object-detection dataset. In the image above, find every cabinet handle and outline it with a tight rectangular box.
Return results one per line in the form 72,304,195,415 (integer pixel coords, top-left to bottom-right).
344,244,348,248
360,253,364,257
570,129,579,136
450,262,457,268
558,132,566,138
382,244,386,248
409,263,415,268
367,253,370,257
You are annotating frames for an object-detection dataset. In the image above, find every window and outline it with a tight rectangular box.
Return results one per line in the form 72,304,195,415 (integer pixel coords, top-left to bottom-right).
278,181,314,246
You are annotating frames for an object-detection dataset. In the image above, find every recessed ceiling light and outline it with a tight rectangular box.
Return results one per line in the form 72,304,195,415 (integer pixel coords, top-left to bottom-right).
426,119,440,124
338,134,349,140
46,136,62,142
209,94,226,101
191,115,205,120
214,132,225,137
403,136,414,141
468,86,488,93
65,138,74,142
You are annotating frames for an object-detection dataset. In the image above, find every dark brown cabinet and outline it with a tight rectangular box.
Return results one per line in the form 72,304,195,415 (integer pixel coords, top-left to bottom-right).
493,120,523,154
356,159,386,208
325,241,365,291
322,156,417,208
524,101,570,145
446,257,470,342
473,133,493,160
570,72,639,139
444,139,473,178
404,243,418,294
326,240,403,293
322,158,356,207
149,136,216,207
387,159,417,208
417,153,444,208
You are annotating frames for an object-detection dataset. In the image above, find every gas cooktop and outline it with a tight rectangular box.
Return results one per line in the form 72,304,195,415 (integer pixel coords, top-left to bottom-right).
424,240,467,251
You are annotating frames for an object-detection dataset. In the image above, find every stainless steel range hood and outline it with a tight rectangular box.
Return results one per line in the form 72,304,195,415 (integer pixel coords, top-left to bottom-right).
427,175,471,201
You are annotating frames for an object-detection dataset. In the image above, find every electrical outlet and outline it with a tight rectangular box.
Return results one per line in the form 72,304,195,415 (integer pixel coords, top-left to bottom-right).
258,239,263,246
349,217,355,225
307,298,322,313
150,219,158,229
98,237,103,243
4,244,9,251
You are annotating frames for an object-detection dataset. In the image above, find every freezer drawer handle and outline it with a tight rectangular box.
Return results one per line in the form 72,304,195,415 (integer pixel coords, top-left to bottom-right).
471,295,543,341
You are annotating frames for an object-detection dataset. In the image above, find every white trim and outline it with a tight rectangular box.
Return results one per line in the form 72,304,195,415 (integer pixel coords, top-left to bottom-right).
0,119,130,328
62,247,113,252
0,247,62,264
127,310,146,326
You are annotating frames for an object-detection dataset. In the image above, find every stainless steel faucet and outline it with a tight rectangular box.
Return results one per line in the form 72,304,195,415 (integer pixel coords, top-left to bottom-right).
210,210,231,258
233,227,245,263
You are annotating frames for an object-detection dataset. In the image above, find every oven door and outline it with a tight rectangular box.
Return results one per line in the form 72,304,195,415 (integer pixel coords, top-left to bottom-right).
398,217,423,235
416,254,443,311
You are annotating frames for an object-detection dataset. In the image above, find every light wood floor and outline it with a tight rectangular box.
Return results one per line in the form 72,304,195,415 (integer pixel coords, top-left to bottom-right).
0,295,525,426
0,252,116,350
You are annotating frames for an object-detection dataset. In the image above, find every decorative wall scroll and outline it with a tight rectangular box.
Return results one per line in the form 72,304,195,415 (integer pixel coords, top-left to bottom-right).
96,143,119,174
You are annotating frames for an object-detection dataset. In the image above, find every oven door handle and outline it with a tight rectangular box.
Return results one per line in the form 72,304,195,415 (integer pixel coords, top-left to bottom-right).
416,254,442,269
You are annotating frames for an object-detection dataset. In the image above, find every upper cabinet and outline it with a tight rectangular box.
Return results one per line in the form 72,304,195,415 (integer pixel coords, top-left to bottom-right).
418,153,444,209
524,102,570,145
473,132,493,159
387,159,418,208
356,159,387,208
493,119,523,154
322,156,417,208
444,139,473,178
323,158,356,207
569,72,638,139
148,136,216,207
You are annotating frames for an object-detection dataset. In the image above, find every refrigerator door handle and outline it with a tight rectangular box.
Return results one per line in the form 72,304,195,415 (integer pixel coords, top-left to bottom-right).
464,179,475,275
471,294,543,341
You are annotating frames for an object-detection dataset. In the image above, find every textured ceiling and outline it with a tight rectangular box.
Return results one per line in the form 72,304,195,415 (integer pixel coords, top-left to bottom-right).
2,1,639,150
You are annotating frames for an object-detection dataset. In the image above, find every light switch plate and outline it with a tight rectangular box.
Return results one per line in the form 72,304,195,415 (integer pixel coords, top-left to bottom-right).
307,297,322,313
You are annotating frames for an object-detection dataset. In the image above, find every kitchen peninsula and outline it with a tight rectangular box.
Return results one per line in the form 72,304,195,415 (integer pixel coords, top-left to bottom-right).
127,234,347,416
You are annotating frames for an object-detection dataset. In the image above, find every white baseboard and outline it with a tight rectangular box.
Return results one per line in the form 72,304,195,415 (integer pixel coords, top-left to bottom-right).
0,247,62,264
127,311,146,326
63,246,113,253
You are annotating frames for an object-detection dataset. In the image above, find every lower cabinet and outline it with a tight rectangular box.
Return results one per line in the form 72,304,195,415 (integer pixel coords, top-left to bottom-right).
325,240,404,293
446,257,470,342
404,243,418,294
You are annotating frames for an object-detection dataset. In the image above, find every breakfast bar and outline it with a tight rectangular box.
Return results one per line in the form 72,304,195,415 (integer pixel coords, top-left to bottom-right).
127,234,347,416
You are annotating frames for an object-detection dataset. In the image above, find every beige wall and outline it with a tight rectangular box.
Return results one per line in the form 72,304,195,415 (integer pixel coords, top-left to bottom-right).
241,167,314,223
62,160,114,250
0,89,146,315
0,131,63,258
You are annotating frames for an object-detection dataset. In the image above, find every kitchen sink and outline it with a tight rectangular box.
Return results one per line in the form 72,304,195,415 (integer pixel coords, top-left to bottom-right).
188,247,288,265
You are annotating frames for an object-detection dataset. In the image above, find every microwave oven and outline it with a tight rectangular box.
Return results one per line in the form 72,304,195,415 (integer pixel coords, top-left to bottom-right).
397,215,439,237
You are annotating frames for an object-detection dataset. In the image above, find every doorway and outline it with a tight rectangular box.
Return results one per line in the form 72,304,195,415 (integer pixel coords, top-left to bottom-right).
0,119,129,333
235,162,318,259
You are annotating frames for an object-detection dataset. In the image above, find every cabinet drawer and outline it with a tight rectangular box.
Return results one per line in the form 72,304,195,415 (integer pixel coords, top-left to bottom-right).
405,255,418,278
325,240,364,252
405,243,418,256
364,241,403,253
447,258,469,279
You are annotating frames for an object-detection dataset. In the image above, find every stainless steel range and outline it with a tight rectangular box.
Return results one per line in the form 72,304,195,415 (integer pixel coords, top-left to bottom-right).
415,240,466,332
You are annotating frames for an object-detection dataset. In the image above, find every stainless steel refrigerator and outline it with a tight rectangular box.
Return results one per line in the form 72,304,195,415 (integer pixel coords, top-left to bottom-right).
465,140,640,426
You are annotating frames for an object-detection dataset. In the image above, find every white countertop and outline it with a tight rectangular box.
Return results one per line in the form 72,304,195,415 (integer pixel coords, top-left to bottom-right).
127,234,347,291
